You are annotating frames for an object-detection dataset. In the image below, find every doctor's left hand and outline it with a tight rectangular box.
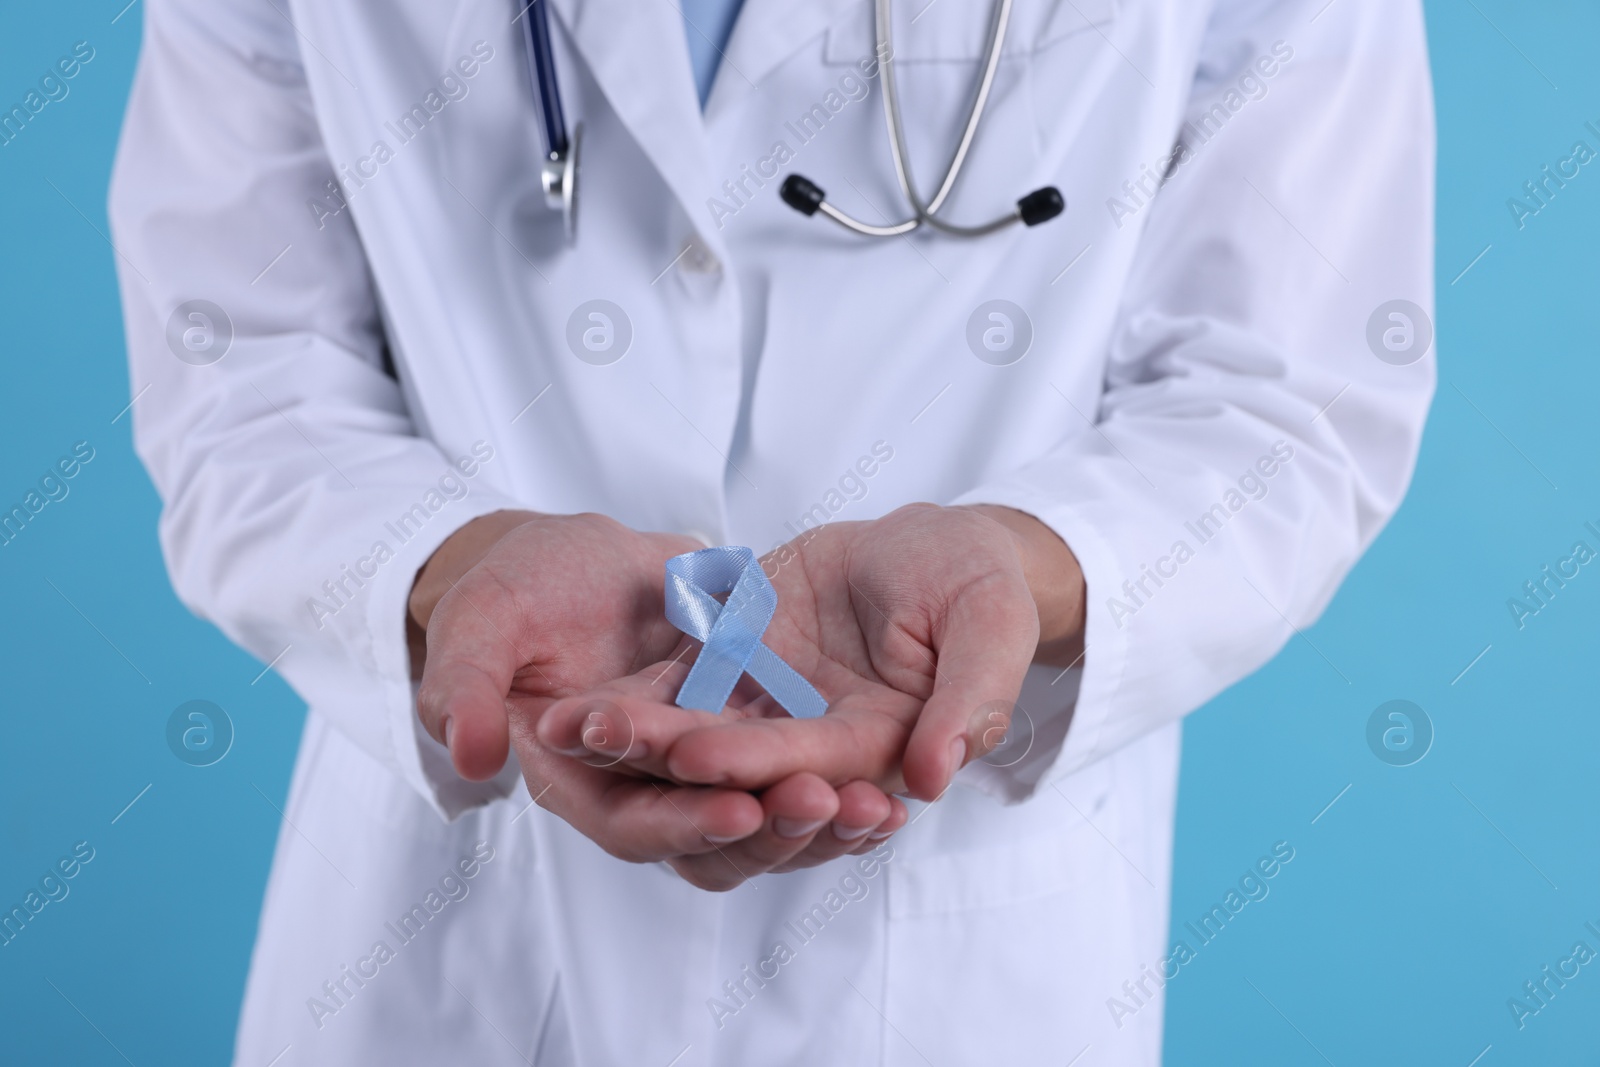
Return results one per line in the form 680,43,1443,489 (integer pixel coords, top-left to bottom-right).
537,503,1085,804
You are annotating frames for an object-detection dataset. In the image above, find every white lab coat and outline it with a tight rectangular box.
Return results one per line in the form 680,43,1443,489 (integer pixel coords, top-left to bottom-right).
110,0,1434,1062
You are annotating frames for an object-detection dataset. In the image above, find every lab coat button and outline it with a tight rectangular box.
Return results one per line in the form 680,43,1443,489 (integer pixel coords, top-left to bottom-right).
680,239,721,276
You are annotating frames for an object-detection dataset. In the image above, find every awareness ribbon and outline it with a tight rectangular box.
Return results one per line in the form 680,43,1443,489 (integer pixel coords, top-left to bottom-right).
664,546,828,719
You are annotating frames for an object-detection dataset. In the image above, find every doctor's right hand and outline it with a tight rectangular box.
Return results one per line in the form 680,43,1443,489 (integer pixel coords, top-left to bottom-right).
410,509,701,781
507,695,907,890
411,510,906,890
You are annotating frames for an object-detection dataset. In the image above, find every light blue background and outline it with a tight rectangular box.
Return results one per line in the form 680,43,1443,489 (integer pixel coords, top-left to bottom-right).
1,2,1594,1064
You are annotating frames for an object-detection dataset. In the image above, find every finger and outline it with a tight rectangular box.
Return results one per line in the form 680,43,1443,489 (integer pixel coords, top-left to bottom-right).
850,795,910,854
535,660,724,778
608,781,767,862
513,719,766,862
771,780,892,873
900,581,1037,800
416,574,532,781
829,779,892,842
667,772,839,891
663,699,914,793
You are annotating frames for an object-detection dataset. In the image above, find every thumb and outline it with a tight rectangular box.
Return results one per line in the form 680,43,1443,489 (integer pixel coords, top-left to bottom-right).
415,577,523,781
900,580,1037,800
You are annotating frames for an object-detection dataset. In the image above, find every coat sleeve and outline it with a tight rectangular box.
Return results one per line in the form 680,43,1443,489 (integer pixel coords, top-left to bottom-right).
954,0,1436,798
110,0,526,819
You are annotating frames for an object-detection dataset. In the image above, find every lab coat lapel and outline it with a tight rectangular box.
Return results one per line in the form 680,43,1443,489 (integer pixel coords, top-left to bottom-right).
707,0,868,117
545,0,718,239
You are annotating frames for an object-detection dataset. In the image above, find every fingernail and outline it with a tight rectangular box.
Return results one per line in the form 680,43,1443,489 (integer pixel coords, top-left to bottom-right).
581,712,615,752
441,716,454,748
773,817,827,840
868,829,895,840
704,833,746,845
969,700,1012,754
948,737,968,779
831,821,875,842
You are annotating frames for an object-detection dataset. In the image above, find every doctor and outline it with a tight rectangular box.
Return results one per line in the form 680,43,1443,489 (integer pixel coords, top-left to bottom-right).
111,0,1434,1063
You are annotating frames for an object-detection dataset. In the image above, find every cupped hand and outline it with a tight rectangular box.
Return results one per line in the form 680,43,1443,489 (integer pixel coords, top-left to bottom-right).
537,503,1079,802
412,510,702,780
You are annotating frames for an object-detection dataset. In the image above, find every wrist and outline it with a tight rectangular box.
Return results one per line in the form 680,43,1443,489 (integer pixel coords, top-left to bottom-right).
408,509,542,632
960,504,1086,665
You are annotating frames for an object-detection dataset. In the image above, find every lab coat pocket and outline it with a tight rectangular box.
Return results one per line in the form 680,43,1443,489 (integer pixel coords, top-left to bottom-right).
877,758,1140,1066
824,0,1120,66
887,754,1112,919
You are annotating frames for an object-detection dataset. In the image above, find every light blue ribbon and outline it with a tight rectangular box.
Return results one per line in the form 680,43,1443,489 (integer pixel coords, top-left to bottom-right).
665,546,828,719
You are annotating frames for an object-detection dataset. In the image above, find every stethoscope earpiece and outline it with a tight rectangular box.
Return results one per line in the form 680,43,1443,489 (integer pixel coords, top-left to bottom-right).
779,175,826,217
1018,187,1065,227
780,176,1066,235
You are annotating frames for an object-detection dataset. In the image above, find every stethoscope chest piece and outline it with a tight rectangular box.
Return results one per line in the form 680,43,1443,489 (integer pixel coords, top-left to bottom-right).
541,123,581,244
521,0,579,244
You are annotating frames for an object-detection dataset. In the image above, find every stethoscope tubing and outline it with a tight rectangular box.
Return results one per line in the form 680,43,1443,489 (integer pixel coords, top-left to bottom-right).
518,0,1062,239
873,0,1021,236
521,0,569,160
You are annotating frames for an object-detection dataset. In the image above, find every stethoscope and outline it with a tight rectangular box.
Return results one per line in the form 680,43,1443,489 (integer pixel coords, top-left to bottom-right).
520,0,579,242
519,0,1064,243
